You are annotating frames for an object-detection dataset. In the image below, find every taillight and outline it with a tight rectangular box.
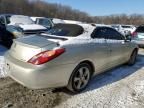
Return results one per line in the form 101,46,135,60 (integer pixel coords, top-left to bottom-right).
28,48,65,65
132,32,137,37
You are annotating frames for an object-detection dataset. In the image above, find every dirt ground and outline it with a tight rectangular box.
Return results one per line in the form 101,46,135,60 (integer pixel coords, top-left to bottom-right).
0,77,71,108
0,49,144,108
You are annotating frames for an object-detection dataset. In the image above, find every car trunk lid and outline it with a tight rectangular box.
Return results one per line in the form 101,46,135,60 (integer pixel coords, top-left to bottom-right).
9,35,58,62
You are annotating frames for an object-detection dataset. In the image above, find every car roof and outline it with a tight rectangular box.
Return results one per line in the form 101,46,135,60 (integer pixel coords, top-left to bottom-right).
63,20,83,24
0,14,30,18
112,24,134,26
52,18,65,24
31,17,49,21
78,23,96,32
31,17,46,19
96,25,114,29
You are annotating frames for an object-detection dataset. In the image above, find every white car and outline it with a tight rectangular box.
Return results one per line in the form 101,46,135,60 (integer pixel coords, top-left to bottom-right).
31,17,54,29
95,24,111,27
0,14,47,35
52,18,65,24
63,20,83,24
111,24,136,35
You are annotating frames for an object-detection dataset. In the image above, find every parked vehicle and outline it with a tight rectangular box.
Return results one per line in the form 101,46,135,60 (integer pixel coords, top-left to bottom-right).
0,23,13,48
63,20,83,24
31,17,54,29
51,18,65,24
95,24,111,27
111,24,136,35
0,14,47,35
4,24,138,93
132,25,144,47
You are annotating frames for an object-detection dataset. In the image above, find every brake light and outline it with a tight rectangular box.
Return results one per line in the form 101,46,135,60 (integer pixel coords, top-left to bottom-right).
132,32,137,37
28,48,65,65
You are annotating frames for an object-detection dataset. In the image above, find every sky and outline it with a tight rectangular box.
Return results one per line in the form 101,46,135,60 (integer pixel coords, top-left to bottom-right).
44,0,144,16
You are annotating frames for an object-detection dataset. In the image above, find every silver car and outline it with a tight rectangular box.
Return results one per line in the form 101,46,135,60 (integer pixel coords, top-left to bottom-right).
132,25,144,48
4,24,138,93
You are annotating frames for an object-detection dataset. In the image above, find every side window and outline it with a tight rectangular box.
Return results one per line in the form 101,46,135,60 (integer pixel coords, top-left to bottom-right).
91,28,107,39
105,28,125,40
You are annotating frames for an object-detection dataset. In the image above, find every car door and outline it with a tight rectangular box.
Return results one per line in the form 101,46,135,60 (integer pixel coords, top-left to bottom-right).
90,27,111,74
104,27,129,67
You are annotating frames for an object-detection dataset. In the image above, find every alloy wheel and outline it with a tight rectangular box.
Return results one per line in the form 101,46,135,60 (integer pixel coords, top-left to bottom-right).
73,66,90,90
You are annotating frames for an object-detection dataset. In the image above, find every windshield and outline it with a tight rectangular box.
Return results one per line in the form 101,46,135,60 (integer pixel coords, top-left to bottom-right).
38,18,53,27
46,24,84,37
7,15,34,25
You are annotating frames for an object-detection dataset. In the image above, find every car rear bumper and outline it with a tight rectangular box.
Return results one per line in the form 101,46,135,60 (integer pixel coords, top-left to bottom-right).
4,52,75,89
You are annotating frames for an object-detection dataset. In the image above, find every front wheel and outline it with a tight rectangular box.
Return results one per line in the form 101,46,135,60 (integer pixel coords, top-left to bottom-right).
67,63,92,93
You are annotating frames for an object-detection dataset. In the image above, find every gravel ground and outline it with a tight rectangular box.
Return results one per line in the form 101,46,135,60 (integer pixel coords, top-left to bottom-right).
0,78,71,108
0,45,144,108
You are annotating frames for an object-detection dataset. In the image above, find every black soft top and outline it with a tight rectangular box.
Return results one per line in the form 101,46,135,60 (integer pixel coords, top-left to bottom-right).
52,24,84,36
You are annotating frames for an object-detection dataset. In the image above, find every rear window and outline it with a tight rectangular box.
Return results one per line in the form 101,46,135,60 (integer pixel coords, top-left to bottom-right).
136,26,144,33
46,24,84,37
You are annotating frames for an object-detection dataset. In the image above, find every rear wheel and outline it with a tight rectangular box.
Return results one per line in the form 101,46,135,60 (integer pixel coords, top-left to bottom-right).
67,63,92,93
128,50,137,65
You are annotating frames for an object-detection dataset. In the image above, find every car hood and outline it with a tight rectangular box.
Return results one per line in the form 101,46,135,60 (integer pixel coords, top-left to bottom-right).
18,24,47,31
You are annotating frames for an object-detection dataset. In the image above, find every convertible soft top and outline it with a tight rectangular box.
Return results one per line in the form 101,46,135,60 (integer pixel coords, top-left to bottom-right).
53,24,84,36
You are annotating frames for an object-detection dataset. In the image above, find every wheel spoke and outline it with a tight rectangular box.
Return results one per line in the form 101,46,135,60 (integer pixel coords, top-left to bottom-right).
77,80,82,89
83,79,88,85
79,68,84,77
83,68,90,79
84,70,89,77
73,66,91,90
74,77,80,82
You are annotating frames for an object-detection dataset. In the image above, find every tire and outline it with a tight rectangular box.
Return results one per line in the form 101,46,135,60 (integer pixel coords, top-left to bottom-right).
128,50,137,65
67,63,92,93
